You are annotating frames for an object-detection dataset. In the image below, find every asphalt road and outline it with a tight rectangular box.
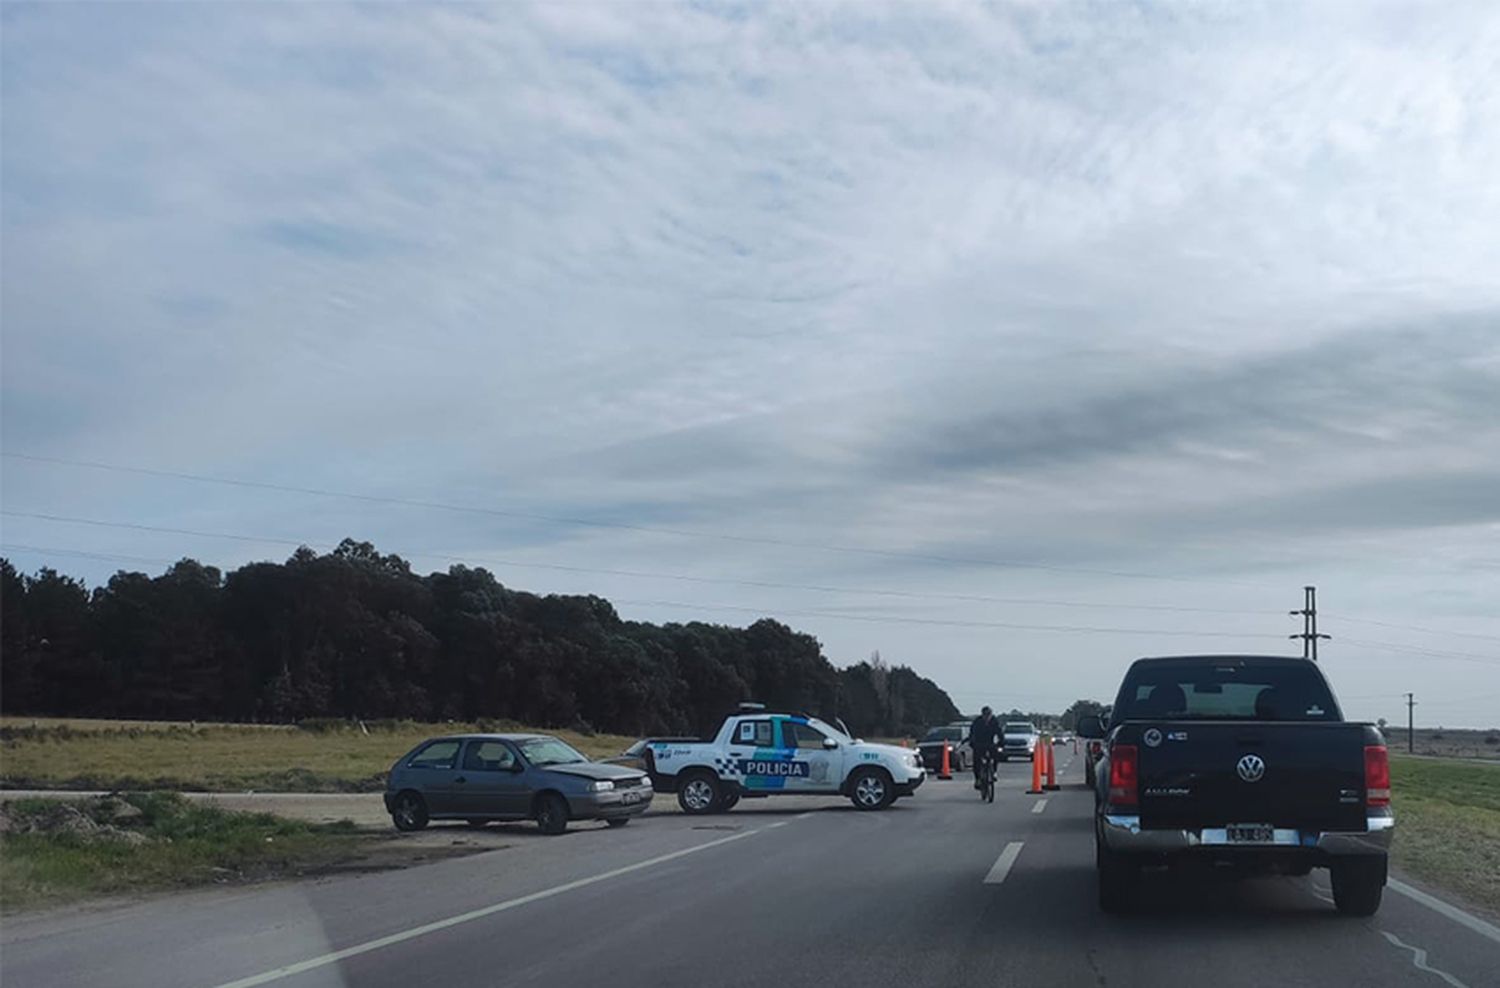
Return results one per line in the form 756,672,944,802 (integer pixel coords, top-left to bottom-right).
4,755,1497,988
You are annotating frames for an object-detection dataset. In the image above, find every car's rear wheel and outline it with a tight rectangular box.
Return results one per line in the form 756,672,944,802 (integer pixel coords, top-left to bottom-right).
717,791,741,812
606,818,630,828
391,791,428,832
849,767,894,810
677,772,722,815
535,792,570,835
1331,858,1385,916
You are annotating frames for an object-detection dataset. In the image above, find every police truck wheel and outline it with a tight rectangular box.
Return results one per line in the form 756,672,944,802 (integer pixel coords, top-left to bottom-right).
717,792,741,812
677,772,721,815
849,768,894,810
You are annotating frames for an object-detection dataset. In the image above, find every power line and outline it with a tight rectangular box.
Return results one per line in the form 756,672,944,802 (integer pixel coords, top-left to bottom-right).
1339,637,1500,667
0,533,1286,639
0,517,1279,616
1322,612,1500,644
0,451,1277,588
611,598,1294,638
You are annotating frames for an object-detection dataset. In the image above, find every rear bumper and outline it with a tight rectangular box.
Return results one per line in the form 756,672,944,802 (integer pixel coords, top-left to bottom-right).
1101,813,1393,857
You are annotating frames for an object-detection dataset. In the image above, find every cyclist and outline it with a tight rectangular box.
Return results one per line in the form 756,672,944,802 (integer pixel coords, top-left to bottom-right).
969,705,1001,789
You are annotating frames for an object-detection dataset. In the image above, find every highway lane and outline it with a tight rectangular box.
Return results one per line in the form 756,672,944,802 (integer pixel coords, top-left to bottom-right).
4,754,1497,988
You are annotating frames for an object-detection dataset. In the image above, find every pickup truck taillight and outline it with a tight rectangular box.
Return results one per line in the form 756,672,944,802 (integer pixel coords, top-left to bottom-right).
1364,744,1391,808
1108,743,1139,809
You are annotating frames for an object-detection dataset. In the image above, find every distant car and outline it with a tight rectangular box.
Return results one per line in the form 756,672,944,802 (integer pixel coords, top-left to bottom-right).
1000,722,1039,761
917,725,971,772
385,733,653,835
1084,738,1105,786
604,736,700,773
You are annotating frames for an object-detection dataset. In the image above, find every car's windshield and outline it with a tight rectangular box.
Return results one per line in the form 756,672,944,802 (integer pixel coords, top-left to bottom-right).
519,738,589,767
922,727,964,742
808,717,851,742
1004,723,1034,734
1116,664,1340,722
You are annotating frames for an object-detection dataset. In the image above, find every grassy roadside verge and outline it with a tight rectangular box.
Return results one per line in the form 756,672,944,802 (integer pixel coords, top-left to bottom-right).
1389,755,1500,916
0,717,638,792
0,792,370,913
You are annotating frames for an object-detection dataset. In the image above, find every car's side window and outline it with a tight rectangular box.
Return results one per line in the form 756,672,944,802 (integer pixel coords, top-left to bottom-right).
462,740,517,772
736,719,773,746
408,739,461,770
783,722,827,750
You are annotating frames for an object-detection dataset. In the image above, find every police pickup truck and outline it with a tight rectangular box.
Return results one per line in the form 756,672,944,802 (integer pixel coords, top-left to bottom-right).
648,707,925,813
1079,655,1393,916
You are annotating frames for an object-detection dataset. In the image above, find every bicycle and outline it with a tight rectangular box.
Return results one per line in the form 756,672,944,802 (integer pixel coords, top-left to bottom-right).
976,747,998,803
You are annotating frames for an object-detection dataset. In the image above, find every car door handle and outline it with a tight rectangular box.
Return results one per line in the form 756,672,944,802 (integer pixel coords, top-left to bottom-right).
455,776,467,784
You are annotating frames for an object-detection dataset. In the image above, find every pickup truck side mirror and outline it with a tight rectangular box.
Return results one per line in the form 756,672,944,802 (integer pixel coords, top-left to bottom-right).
822,737,839,750
1076,715,1105,739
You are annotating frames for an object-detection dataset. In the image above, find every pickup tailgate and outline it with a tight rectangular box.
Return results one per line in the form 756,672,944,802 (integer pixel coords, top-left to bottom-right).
1134,721,1367,833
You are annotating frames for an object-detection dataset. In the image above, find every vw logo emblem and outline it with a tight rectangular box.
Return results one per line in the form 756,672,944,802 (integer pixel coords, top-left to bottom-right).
1237,753,1266,783
1143,728,1163,748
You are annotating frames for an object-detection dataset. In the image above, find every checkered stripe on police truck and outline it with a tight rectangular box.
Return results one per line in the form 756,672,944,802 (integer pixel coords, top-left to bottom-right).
712,756,743,777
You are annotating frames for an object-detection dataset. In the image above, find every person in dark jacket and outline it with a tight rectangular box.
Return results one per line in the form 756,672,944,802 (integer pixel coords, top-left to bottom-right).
969,706,1001,788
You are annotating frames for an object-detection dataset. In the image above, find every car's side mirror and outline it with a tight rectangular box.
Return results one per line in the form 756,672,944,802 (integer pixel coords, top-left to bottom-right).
506,762,524,773
822,737,839,750
1076,715,1105,739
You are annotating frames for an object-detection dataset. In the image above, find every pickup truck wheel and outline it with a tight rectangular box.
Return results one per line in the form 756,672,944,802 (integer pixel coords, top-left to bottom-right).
1097,841,1139,914
391,791,429,832
718,792,741,812
1330,858,1385,916
534,792,570,835
849,768,894,810
677,773,721,815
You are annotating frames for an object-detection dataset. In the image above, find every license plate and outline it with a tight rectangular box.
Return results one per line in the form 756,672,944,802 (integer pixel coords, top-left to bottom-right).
621,791,641,804
1226,824,1274,843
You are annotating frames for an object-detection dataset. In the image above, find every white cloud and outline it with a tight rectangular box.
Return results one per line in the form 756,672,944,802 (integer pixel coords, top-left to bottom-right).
3,1,1498,726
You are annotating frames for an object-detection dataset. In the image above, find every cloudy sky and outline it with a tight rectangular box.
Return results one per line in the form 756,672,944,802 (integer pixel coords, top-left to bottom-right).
3,1,1498,728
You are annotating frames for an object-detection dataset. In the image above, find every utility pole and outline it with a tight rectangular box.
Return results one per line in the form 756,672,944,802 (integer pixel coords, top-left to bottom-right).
1289,585,1332,660
1406,692,1416,754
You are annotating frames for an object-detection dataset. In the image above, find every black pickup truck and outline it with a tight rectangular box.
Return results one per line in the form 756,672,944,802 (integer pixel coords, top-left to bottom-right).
1078,655,1393,916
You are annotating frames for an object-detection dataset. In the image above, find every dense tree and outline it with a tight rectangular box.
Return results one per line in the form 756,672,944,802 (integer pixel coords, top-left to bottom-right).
0,546,961,738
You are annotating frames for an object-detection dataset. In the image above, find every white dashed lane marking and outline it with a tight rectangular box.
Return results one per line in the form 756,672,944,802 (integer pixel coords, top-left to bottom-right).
983,842,1025,884
1031,799,1048,814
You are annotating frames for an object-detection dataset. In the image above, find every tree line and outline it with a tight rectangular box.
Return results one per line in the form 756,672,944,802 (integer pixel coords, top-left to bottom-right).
0,540,961,738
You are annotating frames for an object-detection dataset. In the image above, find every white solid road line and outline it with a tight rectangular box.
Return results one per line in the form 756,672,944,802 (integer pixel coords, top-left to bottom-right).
983,842,1025,884
212,827,770,988
1031,799,1048,814
1389,879,1500,946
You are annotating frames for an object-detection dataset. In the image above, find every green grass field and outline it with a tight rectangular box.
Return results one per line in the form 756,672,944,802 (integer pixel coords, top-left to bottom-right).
0,717,640,792
0,792,368,912
1389,755,1500,916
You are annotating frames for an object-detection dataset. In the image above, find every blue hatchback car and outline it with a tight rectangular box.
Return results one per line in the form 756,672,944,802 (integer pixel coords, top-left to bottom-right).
385,733,654,835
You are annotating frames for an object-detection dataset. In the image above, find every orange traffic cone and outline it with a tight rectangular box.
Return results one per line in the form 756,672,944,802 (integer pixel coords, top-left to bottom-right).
939,742,953,780
1044,736,1060,791
1027,743,1044,794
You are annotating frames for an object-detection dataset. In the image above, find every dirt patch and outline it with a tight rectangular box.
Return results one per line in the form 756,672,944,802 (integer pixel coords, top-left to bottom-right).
0,796,149,846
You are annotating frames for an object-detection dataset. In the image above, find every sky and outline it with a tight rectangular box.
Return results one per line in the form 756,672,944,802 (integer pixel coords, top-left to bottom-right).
2,1,1498,728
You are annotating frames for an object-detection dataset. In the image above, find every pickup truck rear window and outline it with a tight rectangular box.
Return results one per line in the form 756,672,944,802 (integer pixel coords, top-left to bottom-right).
1117,664,1339,721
